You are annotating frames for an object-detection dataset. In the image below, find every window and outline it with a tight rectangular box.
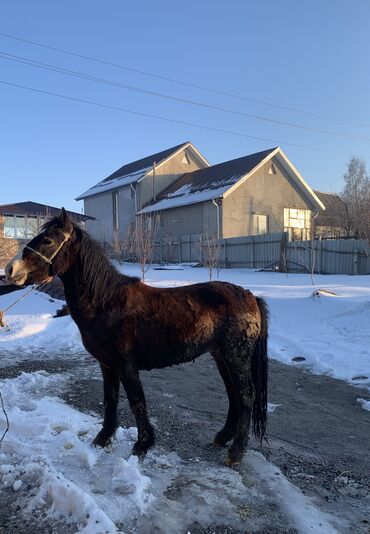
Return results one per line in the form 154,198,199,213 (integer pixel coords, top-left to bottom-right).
253,214,268,235
268,163,277,175
284,208,311,240
181,154,191,165
3,214,49,239
112,191,119,231
3,216,15,238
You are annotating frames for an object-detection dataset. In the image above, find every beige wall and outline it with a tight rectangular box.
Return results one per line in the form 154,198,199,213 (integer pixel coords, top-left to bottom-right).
139,146,208,207
222,157,312,238
156,201,218,238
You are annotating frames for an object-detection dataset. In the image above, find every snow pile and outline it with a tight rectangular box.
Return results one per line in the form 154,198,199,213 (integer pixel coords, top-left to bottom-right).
0,371,153,533
357,398,370,411
0,288,83,358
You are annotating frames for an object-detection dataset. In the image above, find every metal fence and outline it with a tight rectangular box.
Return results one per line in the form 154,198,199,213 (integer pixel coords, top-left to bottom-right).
152,232,370,275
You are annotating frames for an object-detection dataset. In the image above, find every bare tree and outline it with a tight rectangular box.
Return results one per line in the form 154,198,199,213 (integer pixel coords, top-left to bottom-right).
0,240,18,270
341,156,370,240
200,233,222,281
109,231,125,264
131,213,156,281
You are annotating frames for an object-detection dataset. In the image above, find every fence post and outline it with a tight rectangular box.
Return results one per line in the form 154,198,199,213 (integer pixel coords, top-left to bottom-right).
353,248,359,275
279,232,288,272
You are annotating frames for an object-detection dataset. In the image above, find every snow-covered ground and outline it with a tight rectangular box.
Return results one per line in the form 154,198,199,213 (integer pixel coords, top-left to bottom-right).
0,265,369,533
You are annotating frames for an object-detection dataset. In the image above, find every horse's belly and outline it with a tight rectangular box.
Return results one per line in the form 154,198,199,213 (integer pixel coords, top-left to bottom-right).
136,342,206,371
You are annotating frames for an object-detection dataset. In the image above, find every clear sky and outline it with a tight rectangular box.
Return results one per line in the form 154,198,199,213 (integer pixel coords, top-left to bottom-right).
1,0,370,212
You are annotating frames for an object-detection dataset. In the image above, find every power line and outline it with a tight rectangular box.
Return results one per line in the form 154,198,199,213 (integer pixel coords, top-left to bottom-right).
0,50,367,142
0,30,368,130
0,78,347,155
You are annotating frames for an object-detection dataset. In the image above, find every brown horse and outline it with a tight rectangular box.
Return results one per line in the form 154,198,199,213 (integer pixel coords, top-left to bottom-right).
5,209,268,467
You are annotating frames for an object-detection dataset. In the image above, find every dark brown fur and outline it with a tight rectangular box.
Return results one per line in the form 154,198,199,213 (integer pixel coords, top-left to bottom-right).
6,210,269,466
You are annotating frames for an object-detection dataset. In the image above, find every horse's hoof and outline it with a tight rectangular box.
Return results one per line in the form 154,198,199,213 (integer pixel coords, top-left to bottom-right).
225,456,241,469
92,431,112,448
212,438,226,448
131,442,148,460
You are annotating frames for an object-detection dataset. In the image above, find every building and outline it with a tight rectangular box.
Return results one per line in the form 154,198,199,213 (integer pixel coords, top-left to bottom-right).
313,191,347,238
0,201,92,268
76,143,325,243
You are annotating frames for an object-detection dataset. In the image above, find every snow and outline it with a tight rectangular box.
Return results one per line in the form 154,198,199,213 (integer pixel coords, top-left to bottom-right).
357,398,370,411
0,371,153,533
0,288,83,362
138,178,242,214
76,167,151,200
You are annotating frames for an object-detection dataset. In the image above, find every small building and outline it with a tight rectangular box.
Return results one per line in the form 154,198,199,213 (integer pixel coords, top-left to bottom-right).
313,191,347,238
0,201,92,268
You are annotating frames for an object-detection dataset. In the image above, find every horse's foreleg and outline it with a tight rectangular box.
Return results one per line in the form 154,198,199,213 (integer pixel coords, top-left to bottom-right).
93,363,120,447
119,359,155,459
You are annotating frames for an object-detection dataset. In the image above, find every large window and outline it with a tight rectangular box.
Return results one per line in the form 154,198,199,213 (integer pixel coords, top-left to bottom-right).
284,208,311,240
2,215,46,239
253,214,268,235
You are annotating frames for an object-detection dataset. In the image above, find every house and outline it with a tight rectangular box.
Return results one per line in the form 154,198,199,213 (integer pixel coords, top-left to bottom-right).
139,147,325,240
76,142,210,242
76,143,326,244
0,201,92,268
313,191,347,238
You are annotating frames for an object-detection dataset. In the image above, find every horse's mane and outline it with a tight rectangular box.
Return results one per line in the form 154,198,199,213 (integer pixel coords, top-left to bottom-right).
44,217,140,306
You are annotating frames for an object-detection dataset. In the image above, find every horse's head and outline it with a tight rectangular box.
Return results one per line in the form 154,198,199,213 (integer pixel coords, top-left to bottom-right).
5,208,74,286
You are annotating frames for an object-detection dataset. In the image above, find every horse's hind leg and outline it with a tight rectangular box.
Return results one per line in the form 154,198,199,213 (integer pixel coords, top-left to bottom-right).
223,340,254,467
119,358,155,459
93,363,120,447
211,350,239,447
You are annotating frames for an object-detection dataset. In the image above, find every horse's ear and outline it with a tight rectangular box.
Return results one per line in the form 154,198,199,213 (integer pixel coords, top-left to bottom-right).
59,207,72,231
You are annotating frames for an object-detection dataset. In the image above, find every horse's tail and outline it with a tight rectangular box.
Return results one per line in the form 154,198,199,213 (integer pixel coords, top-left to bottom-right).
251,296,269,442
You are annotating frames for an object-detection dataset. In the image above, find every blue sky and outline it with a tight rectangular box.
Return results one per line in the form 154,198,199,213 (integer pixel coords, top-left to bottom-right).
1,0,370,212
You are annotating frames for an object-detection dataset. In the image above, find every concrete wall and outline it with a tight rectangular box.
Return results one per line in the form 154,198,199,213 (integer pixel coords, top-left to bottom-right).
84,186,137,242
84,192,114,242
138,146,207,208
156,201,218,238
221,157,312,238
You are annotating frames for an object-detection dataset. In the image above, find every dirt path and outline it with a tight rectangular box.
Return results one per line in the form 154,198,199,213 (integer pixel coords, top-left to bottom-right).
1,354,370,533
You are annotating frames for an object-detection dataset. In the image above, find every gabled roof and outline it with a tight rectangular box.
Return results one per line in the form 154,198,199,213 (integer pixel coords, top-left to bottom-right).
314,191,345,227
139,148,277,214
0,201,93,222
139,147,325,214
76,141,206,200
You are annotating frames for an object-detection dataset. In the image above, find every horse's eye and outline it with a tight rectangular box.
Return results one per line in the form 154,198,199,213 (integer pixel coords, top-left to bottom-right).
43,238,54,246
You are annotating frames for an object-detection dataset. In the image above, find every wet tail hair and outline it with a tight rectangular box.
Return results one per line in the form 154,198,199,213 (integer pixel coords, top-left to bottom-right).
251,296,269,442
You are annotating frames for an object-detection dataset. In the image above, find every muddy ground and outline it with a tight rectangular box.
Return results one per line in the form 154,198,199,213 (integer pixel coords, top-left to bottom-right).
0,353,370,533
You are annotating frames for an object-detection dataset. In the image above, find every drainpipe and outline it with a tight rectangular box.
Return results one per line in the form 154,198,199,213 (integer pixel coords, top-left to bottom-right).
130,182,137,219
212,198,221,239
152,161,157,202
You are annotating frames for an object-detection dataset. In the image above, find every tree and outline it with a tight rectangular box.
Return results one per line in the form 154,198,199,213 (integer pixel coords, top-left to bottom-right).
131,213,157,281
200,233,222,281
341,156,370,239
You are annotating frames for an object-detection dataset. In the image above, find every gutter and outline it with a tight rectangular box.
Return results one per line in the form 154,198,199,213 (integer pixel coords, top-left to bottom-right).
212,198,222,239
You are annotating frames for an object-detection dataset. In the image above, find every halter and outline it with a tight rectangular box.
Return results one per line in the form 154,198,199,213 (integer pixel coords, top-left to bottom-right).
24,231,72,268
